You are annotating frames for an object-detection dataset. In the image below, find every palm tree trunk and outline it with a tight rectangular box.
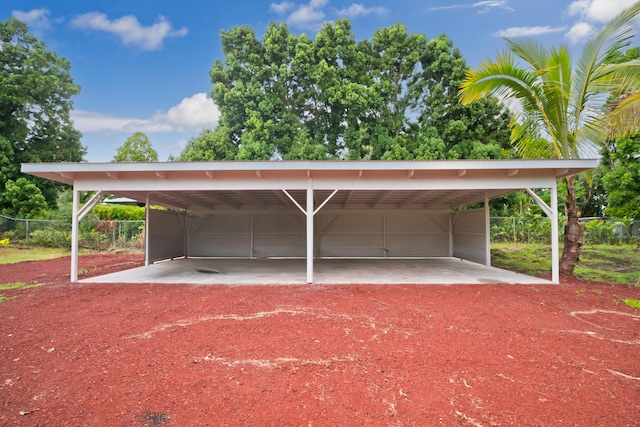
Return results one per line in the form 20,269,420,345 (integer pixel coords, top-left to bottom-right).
560,175,583,275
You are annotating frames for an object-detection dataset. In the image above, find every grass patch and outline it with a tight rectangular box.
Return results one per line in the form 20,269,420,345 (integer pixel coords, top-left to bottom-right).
0,282,42,303
492,243,640,285
491,243,550,276
0,246,69,264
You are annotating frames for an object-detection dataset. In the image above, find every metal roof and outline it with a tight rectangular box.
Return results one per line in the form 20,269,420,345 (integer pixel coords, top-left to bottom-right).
22,159,598,211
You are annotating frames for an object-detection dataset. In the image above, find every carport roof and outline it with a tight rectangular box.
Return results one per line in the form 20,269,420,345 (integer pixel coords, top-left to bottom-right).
22,159,597,182
22,159,598,211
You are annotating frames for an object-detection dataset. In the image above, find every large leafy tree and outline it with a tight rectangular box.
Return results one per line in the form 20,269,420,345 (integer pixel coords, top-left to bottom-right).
416,34,511,160
0,18,85,214
203,20,511,162
113,132,159,162
178,128,237,161
601,135,640,219
459,4,640,275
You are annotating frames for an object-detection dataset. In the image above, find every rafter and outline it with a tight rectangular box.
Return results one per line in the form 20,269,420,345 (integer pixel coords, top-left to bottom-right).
371,190,392,208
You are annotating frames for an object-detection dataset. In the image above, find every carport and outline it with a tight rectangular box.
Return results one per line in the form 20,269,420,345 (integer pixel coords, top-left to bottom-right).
22,159,597,284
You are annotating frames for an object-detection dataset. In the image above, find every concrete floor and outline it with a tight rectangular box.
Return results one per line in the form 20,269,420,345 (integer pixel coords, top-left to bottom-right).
80,257,552,285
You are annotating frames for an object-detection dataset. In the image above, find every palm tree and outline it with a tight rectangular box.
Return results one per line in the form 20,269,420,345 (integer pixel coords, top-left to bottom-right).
459,4,640,275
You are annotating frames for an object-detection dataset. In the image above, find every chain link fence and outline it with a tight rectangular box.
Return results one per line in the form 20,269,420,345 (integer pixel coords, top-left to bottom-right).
1,214,638,251
0,214,144,251
491,216,640,244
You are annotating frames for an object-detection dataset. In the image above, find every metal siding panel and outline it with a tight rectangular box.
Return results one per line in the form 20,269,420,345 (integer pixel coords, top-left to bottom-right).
452,209,486,264
319,234,385,257
148,210,185,263
385,234,450,257
253,234,306,257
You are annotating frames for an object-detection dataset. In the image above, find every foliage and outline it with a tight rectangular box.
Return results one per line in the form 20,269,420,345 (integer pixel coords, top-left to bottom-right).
177,128,237,161
490,214,551,243
196,20,511,161
0,18,85,214
625,299,640,308
492,243,640,285
416,34,512,160
113,132,158,162
460,3,640,275
93,204,145,221
2,178,47,218
601,135,640,219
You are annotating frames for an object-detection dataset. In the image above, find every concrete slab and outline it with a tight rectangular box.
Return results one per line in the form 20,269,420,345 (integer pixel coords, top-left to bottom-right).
80,258,552,285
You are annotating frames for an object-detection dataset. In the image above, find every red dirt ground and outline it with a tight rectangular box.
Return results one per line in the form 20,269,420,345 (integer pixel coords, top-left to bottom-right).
1,254,639,426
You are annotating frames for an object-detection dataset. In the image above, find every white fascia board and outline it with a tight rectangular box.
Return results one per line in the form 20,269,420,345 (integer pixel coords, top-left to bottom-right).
22,159,598,173
73,176,557,192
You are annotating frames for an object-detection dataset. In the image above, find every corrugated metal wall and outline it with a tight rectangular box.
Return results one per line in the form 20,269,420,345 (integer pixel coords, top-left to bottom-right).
178,210,452,259
148,209,186,263
452,208,487,264
317,212,450,257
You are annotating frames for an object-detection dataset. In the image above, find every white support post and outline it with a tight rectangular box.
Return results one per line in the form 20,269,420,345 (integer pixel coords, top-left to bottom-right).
484,192,491,266
526,187,560,284
306,184,314,284
448,214,453,257
145,193,150,266
70,188,80,282
550,183,560,284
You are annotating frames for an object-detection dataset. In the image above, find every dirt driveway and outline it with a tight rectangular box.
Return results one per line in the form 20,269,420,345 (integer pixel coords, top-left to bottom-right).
1,254,639,426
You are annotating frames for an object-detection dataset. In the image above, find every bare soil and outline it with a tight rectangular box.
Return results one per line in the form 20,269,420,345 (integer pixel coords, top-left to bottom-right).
1,254,639,426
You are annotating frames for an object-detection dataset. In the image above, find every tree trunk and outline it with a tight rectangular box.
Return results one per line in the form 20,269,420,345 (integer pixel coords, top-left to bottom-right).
560,175,582,275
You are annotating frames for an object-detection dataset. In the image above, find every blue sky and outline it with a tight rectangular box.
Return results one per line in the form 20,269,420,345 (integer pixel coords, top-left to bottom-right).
2,0,638,162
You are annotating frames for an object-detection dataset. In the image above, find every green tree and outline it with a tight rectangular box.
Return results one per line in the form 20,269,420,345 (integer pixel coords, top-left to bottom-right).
178,128,237,161
203,19,512,162
601,135,640,218
0,18,85,214
2,177,47,218
113,132,158,162
417,34,511,160
459,4,640,275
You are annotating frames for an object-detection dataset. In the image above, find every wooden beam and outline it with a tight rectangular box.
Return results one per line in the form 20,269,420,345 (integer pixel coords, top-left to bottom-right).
427,191,471,208
343,190,353,208
273,190,296,209
206,192,240,209
371,190,392,208
235,191,265,209
398,190,429,208
169,192,213,210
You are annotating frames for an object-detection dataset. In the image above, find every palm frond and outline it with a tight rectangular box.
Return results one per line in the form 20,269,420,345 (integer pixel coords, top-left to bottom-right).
605,90,640,137
572,3,640,133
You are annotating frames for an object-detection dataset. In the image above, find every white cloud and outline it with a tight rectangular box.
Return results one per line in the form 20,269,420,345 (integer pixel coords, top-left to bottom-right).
72,93,220,134
564,0,638,44
270,1,296,14
428,1,513,13
565,22,595,43
287,0,328,28
336,4,387,18
70,12,188,50
494,25,567,38
566,0,637,23
159,93,221,131
12,8,51,30
272,1,386,30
